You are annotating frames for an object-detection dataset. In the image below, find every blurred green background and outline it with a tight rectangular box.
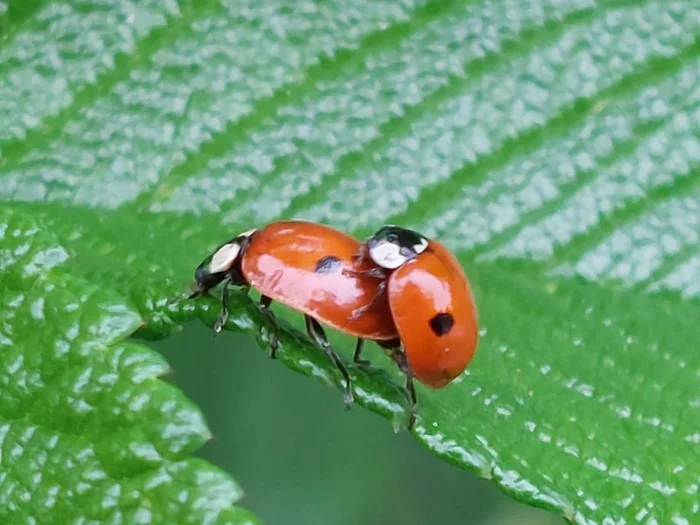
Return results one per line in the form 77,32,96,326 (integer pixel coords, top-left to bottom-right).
150,323,564,525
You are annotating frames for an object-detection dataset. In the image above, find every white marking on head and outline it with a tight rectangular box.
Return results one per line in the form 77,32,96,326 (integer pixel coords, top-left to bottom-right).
369,240,408,269
239,228,257,238
208,243,241,274
413,237,429,254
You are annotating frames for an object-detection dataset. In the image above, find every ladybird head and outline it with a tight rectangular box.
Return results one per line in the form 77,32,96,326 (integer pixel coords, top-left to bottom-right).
366,225,429,270
192,228,257,294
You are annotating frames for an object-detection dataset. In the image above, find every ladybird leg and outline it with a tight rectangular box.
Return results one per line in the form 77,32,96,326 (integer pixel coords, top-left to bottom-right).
387,347,417,430
341,266,387,280
259,295,280,358
213,278,231,335
404,370,417,431
348,279,387,321
305,316,354,407
352,243,368,265
352,339,371,367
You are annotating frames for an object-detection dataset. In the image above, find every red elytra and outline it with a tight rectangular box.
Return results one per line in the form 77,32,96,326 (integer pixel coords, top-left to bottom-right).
358,226,479,389
190,220,400,409
241,221,398,342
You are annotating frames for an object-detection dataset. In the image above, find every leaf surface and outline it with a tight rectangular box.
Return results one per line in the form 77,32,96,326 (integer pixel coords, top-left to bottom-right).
1,1,699,523
0,207,257,523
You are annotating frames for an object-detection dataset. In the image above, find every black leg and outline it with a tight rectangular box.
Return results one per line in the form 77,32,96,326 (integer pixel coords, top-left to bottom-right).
213,278,231,335
386,346,417,430
259,295,279,358
348,279,387,321
353,339,371,367
305,316,353,407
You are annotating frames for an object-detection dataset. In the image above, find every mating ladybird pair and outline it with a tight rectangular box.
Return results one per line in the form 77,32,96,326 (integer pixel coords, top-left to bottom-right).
189,221,478,429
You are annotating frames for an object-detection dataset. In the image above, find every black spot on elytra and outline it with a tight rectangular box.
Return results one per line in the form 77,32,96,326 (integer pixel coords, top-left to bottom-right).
315,255,341,274
429,312,454,336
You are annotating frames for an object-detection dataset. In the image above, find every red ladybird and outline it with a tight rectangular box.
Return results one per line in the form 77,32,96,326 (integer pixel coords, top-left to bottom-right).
352,225,479,394
189,221,399,406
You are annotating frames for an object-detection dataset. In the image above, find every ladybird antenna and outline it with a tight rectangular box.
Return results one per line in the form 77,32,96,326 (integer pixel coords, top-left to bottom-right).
168,282,205,308
186,279,211,299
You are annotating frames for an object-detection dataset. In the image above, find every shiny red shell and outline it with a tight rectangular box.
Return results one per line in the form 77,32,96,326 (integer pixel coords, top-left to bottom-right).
387,241,478,388
241,221,398,340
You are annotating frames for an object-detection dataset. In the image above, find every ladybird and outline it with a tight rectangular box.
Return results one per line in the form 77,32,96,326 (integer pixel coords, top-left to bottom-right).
189,221,400,407
353,225,479,393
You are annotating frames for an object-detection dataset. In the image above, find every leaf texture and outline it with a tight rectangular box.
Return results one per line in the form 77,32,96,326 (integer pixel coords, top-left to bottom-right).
1,1,699,523
0,207,255,521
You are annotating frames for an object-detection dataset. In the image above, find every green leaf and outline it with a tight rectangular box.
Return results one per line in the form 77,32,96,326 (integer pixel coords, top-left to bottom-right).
1,1,699,524
0,206,256,523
